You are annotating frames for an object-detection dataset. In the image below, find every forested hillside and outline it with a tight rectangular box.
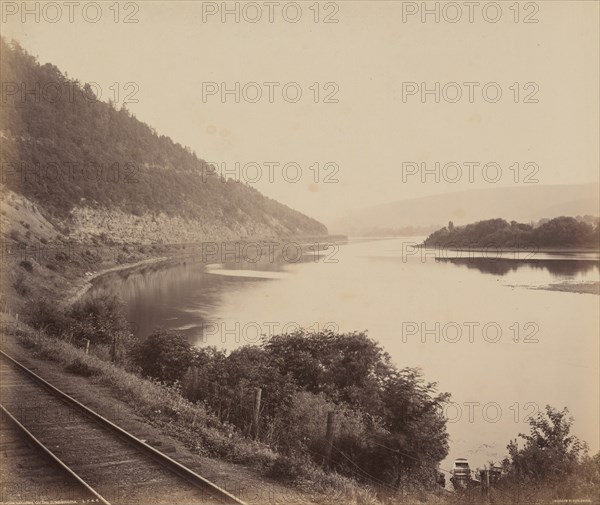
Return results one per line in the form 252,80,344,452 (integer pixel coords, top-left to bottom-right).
0,38,327,243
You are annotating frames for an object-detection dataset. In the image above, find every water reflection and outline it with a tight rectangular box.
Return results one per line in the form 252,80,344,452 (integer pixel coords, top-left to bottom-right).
436,258,600,277
88,248,322,341
90,258,262,341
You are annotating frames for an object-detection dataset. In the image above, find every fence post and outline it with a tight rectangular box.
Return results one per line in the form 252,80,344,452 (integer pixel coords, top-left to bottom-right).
85,339,90,355
253,387,262,440
193,366,199,401
324,411,335,467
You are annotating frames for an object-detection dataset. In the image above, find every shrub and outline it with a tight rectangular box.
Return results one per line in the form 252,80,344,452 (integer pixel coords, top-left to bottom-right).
19,260,33,272
266,454,312,481
65,358,99,377
500,405,594,500
13,274,30,297
131,328,194,384
68,293,130,348
23,297,73,337
278,391,368,455
55,251,69,262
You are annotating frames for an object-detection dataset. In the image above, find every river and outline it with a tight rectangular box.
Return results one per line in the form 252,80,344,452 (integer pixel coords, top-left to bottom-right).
89,237,600,471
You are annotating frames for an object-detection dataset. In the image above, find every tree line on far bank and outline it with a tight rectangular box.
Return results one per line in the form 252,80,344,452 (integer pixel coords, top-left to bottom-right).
424,216,600,249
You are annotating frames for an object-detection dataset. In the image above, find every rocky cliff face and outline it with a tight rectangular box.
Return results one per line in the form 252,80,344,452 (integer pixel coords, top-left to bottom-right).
69,206,301,244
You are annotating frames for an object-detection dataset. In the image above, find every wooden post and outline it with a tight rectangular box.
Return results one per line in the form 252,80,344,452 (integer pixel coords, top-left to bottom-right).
85,339,90,355
193,367,199,401
253,387,262,440
110,335,117,362
324,411,335,467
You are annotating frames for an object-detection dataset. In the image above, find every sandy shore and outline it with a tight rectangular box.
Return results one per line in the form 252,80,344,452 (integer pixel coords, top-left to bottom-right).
540,281,600,295
506,281,600,295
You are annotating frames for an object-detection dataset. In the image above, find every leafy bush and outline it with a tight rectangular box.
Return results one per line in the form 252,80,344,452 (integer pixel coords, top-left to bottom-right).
55,251,69,262
19,260,33,272
131,328,194,384
499,405,595,500
181,330,450,487
13,273,30,297
23,297,73,337
67,293,130,347
266,453,313,481
65,358,99,377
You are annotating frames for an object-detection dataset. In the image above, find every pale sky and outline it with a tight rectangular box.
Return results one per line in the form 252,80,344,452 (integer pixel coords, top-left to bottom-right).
2,0,599,226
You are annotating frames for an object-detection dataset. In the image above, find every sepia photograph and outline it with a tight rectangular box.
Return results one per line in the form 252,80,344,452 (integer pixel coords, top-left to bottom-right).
0,1,599,504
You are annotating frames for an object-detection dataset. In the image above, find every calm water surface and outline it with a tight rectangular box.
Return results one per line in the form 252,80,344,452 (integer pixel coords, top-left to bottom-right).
90,238,600,470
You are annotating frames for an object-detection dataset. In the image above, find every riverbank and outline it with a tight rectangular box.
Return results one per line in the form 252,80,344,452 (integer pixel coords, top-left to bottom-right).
67,254,172,304
69,236,349,304
3,236,347,316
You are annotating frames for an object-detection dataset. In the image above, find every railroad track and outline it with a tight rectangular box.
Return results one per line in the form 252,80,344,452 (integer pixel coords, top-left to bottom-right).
0,350,247,505
1,407,104,505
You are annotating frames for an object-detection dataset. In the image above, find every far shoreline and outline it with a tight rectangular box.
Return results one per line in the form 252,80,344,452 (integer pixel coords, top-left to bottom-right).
416,244,600,255
66,235,347,305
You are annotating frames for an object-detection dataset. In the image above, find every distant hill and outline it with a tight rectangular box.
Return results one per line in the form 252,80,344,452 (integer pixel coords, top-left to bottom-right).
0,38,327,244
330,184,600,236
